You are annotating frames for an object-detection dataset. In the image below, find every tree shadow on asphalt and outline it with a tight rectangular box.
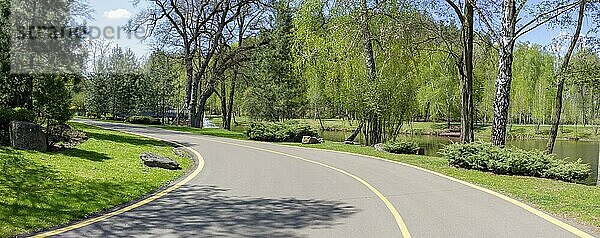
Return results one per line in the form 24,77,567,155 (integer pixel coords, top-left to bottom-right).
68,185,360,237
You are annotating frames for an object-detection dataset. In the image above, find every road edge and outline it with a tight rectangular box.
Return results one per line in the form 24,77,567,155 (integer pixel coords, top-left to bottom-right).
275,143,599,238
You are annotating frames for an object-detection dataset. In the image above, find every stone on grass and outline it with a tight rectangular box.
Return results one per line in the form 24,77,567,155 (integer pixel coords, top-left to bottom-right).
46,124,88,150
140,152,181,170
374,143,385,152
302,136,323,144
10,121,47,152
173,147,190,158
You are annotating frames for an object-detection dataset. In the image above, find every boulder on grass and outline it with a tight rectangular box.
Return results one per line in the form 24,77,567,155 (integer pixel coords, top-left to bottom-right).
374,143,385,152
140,152,181,170
10,121,47,152
302,136,323,144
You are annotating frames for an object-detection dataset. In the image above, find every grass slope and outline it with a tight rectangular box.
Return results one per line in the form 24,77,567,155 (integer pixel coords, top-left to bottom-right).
287,142,600,230
0,123,190,237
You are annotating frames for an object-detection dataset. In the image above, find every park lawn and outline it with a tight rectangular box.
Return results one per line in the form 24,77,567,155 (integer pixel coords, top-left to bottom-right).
284,141,600,230
0,123,191,237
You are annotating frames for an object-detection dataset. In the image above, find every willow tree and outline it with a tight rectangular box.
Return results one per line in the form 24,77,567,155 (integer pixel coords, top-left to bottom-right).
440,0,476,143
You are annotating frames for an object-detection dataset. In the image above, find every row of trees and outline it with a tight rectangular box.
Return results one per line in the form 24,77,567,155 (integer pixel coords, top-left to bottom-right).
79,0,600,154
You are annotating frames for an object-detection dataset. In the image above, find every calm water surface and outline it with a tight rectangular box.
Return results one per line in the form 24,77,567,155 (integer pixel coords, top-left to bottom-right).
320,131,600,185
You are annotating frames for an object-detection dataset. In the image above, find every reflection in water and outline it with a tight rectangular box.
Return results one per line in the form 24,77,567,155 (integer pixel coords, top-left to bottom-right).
320,130,599,185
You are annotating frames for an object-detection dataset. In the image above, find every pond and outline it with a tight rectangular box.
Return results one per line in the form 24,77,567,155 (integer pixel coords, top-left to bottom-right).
320,130,600,185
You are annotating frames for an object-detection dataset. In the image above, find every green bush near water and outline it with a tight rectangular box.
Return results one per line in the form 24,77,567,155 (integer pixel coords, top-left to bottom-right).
440,142,591,183
125,116,162,125
383,141,420,154
247,121,319,142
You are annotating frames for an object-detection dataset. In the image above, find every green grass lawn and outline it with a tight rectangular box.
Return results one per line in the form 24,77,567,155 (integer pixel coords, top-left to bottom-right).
285,141,600,230
0,123,191,237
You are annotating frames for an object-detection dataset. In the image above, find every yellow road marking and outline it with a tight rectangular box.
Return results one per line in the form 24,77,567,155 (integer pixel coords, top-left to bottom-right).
272,143,597,238
31,133,205,238
195,137,412,238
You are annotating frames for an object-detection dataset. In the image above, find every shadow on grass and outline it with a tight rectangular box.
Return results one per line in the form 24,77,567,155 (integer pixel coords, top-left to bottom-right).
0,151,143,237
83,131,165,147
63,185,359,237
53,148,112,162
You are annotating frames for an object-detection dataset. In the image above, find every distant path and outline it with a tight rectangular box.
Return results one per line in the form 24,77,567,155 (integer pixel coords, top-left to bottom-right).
42,119,596,237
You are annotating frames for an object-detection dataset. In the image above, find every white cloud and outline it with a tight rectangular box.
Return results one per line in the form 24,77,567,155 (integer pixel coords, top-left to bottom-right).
103,8,132,20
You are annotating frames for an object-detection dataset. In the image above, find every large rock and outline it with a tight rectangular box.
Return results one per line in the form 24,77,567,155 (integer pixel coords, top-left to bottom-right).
140,152,181,170
9,121,47,152
46,124,88,150
302,136,323,144
374,143,385,152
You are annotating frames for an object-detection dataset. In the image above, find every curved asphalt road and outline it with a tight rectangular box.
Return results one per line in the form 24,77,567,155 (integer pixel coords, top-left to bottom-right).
45,119,597,238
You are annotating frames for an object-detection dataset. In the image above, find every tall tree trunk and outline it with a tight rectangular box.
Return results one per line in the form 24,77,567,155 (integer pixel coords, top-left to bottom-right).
491,0,517,147
225,75,236,130
196,89,213,129
220,80,227,129
459,0,475,144
547,0,586,154
189,74,200,128
346,121,364,143
360,0,381,145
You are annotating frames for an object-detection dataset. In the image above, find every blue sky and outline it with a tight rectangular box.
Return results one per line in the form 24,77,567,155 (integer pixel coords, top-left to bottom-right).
86,1,595,58
87,0,148,58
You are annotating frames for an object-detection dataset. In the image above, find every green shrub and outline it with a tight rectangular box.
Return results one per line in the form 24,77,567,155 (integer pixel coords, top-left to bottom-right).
440,142,591,183
0,107,36,125
383,141,420,154
125,116,162,125
247,121,318,142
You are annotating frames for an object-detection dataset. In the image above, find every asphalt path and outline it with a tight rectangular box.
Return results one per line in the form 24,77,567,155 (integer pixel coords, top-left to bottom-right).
40,119,598,238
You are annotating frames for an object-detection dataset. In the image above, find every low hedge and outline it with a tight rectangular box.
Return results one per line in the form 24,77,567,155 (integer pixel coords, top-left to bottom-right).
247,121,319,142
383,141,420,154
440,142,591,183
125,116,162,125
0,107,36,126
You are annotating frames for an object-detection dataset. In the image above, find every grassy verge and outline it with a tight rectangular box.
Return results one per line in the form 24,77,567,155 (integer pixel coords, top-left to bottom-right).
0,123,191,237
284,141,600,230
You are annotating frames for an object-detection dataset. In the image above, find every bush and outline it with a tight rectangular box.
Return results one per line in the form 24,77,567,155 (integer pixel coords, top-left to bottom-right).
383,141,420,154
440,142,591,183
0,107,35,125
125,116,162,125
46,124,88,150
247,121,319,142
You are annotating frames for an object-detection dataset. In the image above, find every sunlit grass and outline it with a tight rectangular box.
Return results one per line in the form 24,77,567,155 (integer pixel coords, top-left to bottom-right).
0,123,190,237
285,141,600,229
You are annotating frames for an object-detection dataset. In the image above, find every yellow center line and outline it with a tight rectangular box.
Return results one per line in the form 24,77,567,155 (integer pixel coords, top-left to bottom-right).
274,143,597,238
196,137,412,238
31,134,206,238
